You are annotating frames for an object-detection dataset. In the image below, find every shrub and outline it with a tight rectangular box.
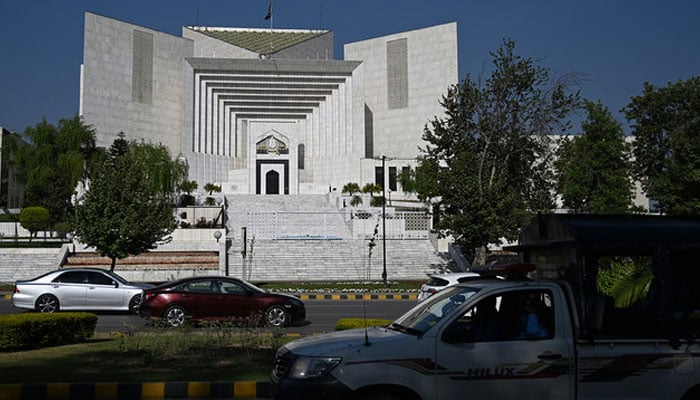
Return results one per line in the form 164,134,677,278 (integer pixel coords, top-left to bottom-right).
19,207,50,238
335,318,392,331
0,313,97,352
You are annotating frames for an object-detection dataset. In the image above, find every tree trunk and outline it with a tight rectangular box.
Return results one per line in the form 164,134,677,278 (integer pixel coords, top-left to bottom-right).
473,245,488,266
110,257,117,272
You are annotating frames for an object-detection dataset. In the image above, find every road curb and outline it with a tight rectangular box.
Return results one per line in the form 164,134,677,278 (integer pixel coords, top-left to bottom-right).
0,381,272,400
299,293,417,301
2,293,418,301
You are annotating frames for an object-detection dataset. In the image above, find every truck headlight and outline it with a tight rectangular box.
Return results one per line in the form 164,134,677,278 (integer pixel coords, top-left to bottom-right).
289,356,342,379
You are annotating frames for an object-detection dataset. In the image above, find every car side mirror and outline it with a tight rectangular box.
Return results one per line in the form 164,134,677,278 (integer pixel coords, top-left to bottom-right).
112,280,119,288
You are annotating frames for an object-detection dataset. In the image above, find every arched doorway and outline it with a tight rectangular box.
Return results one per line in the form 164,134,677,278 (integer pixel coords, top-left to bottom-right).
266,170,280,195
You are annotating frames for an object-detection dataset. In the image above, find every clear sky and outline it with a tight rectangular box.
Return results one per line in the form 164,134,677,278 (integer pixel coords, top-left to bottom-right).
1,0,698,134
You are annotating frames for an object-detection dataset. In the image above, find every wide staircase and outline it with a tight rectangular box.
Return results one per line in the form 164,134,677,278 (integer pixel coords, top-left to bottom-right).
225,194,446,281
0,248,64,282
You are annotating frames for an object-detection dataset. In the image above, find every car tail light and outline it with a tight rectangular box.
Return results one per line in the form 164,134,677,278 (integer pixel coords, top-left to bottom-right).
13,286,19,294
143,291,156,301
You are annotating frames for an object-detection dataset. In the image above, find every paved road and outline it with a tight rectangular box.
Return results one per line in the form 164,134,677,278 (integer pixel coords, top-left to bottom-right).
0,295,417,334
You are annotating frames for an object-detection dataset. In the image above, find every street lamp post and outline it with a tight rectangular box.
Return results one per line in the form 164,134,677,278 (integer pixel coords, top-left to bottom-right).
381,155,387,287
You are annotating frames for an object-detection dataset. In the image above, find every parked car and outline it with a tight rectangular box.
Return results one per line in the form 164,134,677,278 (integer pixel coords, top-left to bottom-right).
417,272,483,302
139,276,306,328
12,268,153,314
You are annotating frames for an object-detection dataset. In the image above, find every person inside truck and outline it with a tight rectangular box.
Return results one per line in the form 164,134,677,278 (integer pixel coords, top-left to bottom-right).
515,292,552,340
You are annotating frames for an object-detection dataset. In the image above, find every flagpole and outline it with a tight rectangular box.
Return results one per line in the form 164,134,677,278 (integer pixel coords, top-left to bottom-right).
269,0,274,55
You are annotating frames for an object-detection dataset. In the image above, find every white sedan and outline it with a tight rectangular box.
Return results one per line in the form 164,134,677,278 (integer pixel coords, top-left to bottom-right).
417,272,483,302
12,268,153,314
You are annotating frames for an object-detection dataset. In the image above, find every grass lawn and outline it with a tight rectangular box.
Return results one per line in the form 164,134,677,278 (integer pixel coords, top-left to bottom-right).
0,327,294,384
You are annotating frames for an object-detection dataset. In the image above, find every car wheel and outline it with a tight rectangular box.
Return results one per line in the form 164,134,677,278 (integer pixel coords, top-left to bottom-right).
128,295,142,315
164,305,187,327
36,294,59,313
265,305,289,327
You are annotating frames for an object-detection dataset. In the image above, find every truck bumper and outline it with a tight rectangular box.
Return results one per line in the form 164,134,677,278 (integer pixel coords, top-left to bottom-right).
271,376,353,400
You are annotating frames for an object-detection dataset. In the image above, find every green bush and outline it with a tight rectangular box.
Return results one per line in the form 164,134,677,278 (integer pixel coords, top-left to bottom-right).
335,318,392,331
0,213,19,223
0,313,97,352
19,207,50,237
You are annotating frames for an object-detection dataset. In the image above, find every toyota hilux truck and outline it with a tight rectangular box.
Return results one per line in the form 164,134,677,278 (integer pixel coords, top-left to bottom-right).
271,276,700,400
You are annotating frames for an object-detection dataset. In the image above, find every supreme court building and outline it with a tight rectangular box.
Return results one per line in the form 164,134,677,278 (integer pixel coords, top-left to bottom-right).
80,12,458,198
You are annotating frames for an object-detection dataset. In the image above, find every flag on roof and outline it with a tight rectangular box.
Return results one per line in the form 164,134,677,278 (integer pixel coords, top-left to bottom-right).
264,2,272,20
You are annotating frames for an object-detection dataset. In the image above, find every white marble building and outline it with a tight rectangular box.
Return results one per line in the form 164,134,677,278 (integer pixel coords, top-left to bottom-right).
80,12,458,197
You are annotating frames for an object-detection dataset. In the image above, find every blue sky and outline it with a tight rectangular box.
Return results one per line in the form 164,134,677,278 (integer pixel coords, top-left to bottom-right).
1,0,698,134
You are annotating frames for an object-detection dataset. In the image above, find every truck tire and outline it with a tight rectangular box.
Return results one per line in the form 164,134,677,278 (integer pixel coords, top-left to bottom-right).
682,386,700,400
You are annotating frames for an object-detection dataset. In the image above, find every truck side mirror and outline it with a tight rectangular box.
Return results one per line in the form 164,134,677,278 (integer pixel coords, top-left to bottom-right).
442,322,472,344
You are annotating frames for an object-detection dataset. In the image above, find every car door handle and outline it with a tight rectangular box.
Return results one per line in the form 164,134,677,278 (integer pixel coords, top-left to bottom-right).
538,352,563,360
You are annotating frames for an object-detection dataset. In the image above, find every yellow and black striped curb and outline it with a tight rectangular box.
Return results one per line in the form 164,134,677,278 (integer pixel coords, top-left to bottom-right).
2,293,417,301
299,293,417,301
0,381,271,400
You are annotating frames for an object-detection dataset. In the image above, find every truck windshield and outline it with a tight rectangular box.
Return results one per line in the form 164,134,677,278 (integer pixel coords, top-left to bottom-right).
392,286,479,335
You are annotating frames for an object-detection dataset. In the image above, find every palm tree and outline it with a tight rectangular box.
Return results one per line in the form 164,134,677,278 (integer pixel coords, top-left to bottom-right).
597,257,653,308
342,182,362,207
362,183,384,207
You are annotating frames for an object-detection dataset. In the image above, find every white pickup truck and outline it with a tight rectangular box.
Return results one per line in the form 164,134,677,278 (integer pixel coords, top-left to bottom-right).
271,277,700,400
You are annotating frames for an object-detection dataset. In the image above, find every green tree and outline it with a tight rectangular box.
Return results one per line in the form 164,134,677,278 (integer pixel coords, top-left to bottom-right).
362,183,384,207
177,180,198,206
204,183,222,195
597,257,653,308
624,77,700,215
411,38,580,262
72,135,187,271
19,206,50,241
555,100,635,213
15,116,97,225
342,182,362,207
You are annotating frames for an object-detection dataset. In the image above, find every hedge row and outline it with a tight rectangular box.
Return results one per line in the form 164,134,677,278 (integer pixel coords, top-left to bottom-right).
335,318,392,331
0,313,97,352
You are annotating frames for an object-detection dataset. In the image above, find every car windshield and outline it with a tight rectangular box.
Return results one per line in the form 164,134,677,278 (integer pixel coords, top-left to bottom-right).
391,286,479,335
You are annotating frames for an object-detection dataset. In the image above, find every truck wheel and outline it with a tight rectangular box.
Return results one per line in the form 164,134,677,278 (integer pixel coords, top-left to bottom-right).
682,386,700,400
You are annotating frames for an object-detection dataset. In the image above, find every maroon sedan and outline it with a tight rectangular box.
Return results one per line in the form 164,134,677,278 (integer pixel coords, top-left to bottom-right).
139,276,305,327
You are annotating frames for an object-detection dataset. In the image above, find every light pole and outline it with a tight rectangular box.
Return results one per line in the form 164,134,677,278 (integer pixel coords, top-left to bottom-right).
66,232,75,256
381,155,387,287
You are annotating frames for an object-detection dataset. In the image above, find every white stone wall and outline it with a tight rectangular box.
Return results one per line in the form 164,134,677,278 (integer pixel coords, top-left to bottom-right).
81,13,193,154
344,22,458,161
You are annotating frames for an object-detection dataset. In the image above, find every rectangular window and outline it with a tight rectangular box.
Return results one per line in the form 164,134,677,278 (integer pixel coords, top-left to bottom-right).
389,166,397,191
364,104,374,158
375,166,384,190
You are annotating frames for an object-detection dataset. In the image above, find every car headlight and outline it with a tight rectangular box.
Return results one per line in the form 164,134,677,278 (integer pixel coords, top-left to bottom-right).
289,356,341,379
